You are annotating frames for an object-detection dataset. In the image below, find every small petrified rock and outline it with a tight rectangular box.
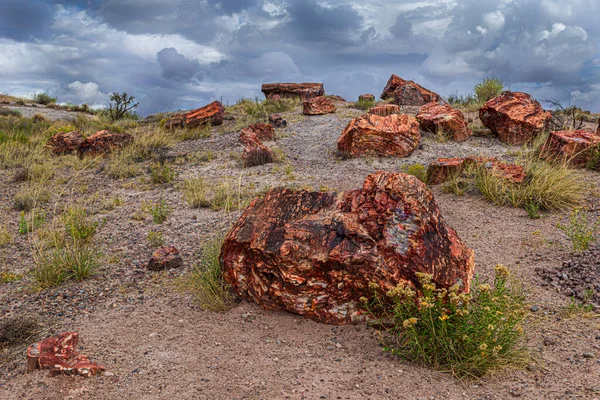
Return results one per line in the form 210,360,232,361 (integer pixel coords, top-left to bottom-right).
416,102,472,142
147,246,183,271
327,95,347,102
380,74,406,100
540,130,600,167
166,101,225,130
303,96,337,115
242,134,274,168
240,123,276,143
262,83,324,100
220,171,475,324
358,94,375,102
27,332,104,377
426,157,466,185
337,113,420,158
77,130,132,158
479,92,551,145
268,114,287,128
484,161,526,184
368,104,401,116
46,130,84,155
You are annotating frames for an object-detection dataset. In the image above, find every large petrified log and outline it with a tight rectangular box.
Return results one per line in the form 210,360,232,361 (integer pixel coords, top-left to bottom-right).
479,92,551,145
393,81,441,106
77,130,132,158
220,171,475,324
46,131,84,155
27,332,104,377
302,96,337,115
261,83,324,100
380,74,406,100
166,101,225,130
540,129,600,167
416,102,472,142
337,113,420,158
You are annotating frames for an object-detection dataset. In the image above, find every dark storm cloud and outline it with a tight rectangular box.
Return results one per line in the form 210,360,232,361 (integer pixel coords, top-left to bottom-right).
157,48,201,81
0,0,55,41
0,0,598,114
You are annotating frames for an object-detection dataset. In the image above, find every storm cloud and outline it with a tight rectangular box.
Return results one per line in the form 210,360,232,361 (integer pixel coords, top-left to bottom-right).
0,0,598,115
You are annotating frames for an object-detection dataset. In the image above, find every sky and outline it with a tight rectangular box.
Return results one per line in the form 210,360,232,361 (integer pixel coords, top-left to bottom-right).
0,0,598,116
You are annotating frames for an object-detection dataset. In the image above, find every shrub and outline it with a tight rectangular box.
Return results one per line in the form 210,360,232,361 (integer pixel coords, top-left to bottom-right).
108,92,139,121
143,198,171,224
149,163,176,184
401,164,427,183
13,185,50,211
18,210,45,234
32,93,57,105
0,108,21,117
146,231,164,248
185,235,235,311
350,99,376,111
557,208,599,252
183,177,247,211
365,265,528,378
474,78,505,103
0,224,11,247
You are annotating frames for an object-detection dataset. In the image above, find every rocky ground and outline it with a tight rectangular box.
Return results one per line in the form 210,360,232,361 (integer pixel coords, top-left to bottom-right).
1,100,600,399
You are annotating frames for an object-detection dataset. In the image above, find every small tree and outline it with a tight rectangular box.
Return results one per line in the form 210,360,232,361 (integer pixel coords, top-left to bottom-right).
474,78,505,103
108,92,139,120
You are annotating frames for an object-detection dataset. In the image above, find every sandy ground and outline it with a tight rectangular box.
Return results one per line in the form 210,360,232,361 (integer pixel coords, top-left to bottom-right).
1,102,600,399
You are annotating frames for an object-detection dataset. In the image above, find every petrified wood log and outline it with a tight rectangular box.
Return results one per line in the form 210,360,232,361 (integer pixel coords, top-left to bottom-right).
416,102,472,142
540,129,600,167
240,123,276,143
262,83,324,100
302,96,337,115
27,332,104,377
46,131,84,155
77,130,132,158
368,105,401,116
479,92,551,145
220,171,475,324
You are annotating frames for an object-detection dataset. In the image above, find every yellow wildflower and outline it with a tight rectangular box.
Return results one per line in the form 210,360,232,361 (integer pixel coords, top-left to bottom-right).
479,343,488,351
438,314,449,322
494,264,510,278
477,283,491,292
403,318,418,328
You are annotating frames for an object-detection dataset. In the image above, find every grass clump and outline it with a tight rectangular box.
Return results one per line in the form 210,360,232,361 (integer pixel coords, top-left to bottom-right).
557,208,598,252
142,198,171,224
350,99,376,111
63,207,102,242
401,164,427,183
1,269,22,283
32,243,100,288
183,176,248,212
0,108,22,117
185,235,234,311
0,316,41,349
18,210,45,234
366,265,528,378
13,184,50,211
0,224,11,246
474,78,505,103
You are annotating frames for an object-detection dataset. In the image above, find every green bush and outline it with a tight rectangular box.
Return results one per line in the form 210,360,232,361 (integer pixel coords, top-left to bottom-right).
150,163,176,184
32,93,57,105
32,243,99,288
143,199,171,224
185,235,234,311
63,207,101,242
350,99,376,111
474,78,505,103
365,265,529,378
146,230,164,247
401,164,427,183
557,208,599,252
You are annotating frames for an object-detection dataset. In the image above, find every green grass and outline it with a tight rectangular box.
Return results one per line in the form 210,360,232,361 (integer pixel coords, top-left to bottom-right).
350,99,376,111
182,176,248,212
143,198,171,224
146,231,164,247
185,235,235,311
401,164,427,183
557,208,598,252
149,163,176,184
63,206,101,242
32,92,57,105
32,243,100,288
365,265,529,378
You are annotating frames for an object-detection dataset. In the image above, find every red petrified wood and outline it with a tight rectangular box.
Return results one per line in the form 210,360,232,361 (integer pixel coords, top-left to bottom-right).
147,246,183,271
302,96,337,115
417,102,473,142
426,158,466,185
358,94,375,102
327,95,347,102
46,131,84,155
393,81,441,106
484,161,526,184
240,123,276,143
268,114,287,128
27,332,104,377
368,105,401,116
262,83,324,100
337,113,420,158
220,171,475,324
77,130,132,158
540,130,600,167
479,92,551,145
166,101,225,130
380,74,406,100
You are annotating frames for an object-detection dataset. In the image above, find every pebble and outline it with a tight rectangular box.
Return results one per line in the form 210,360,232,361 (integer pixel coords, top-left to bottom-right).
530,305,540,312
583,352,594,359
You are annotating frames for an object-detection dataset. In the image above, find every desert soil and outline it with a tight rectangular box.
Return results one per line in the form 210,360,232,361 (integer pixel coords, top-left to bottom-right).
1,101,600,399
